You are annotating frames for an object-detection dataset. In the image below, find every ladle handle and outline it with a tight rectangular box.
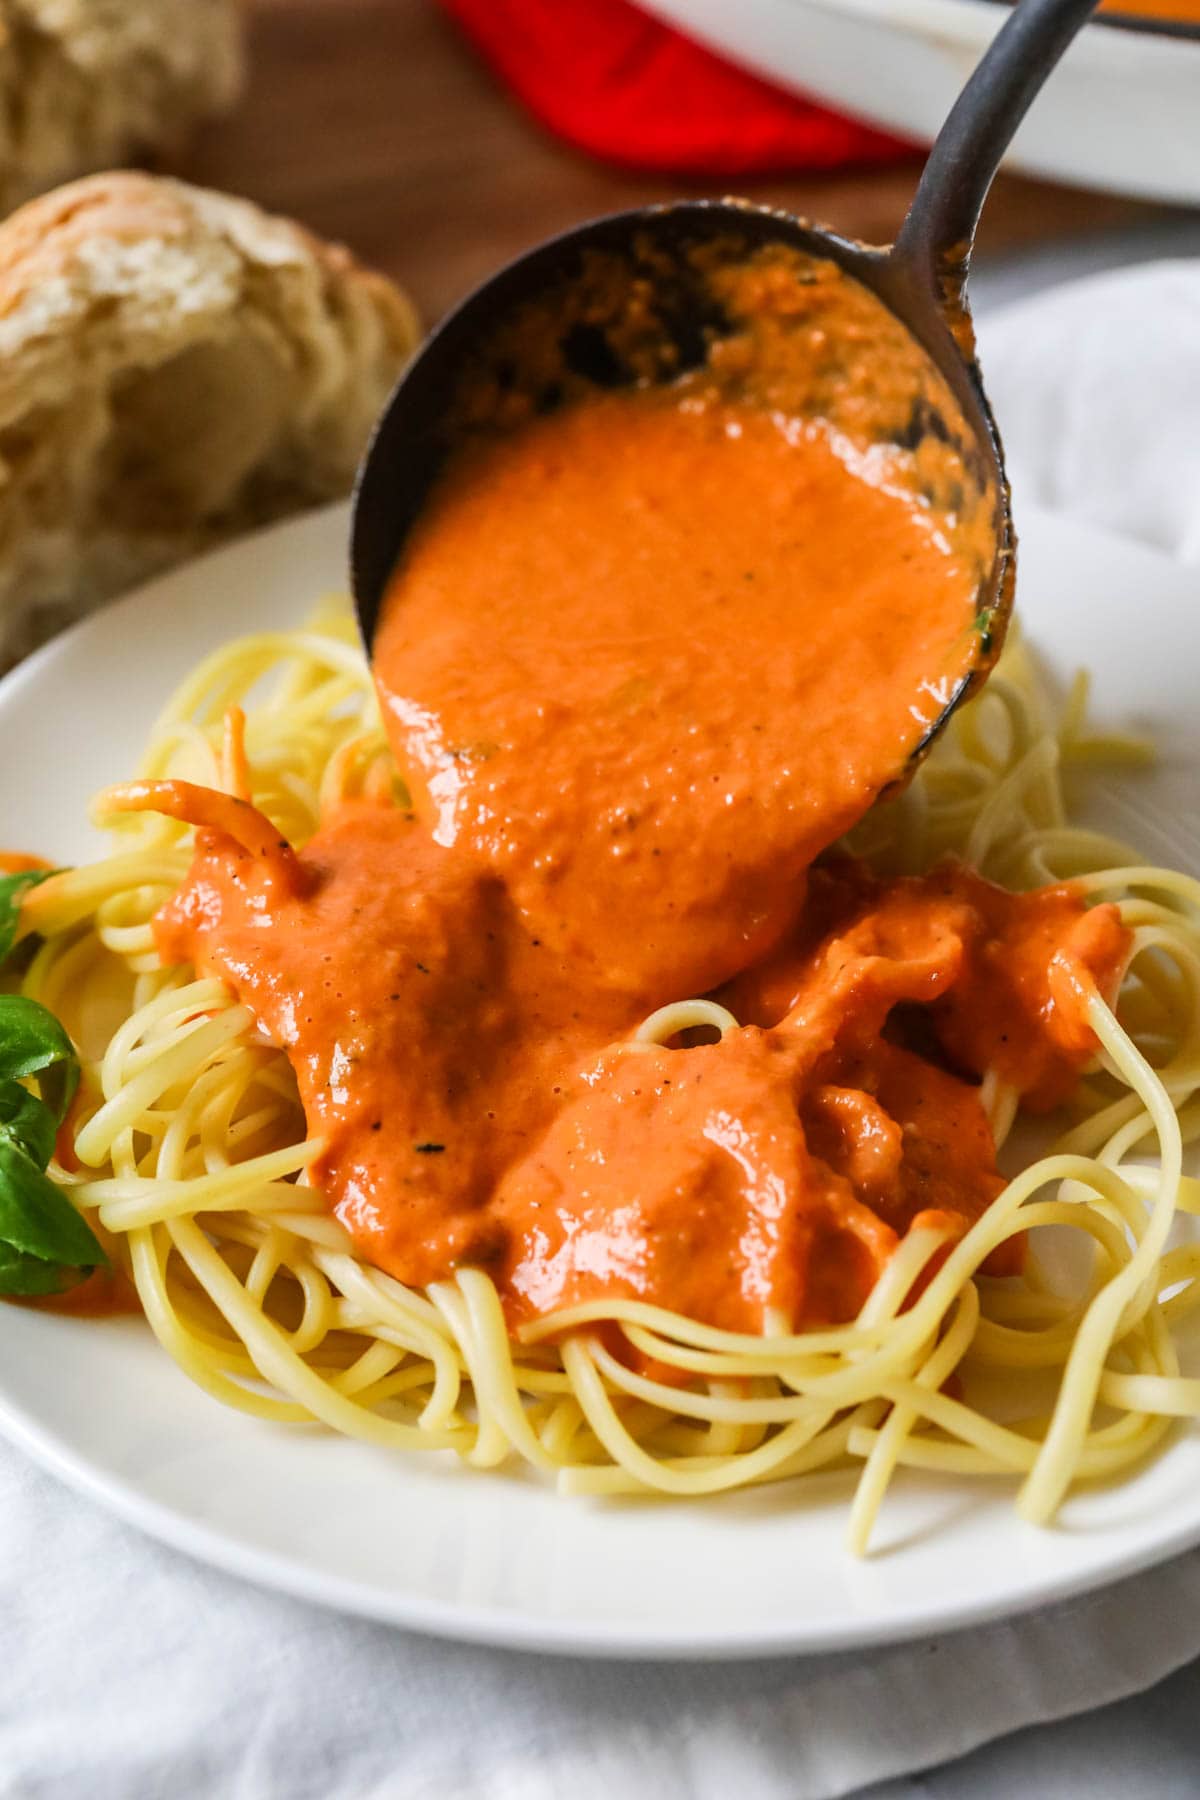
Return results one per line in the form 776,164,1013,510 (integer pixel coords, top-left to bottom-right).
894,0,1102,285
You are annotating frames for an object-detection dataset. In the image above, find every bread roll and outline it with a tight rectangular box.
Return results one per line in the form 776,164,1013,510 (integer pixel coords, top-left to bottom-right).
0,1,245,215
0,172,420,664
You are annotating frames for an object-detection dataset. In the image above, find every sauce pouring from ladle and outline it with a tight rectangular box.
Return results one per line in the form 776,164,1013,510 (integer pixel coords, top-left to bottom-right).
353,0,1101,780
115,0,1140,1361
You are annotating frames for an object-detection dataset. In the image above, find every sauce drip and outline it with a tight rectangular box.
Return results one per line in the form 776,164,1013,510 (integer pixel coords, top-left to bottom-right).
140,255,1129,1335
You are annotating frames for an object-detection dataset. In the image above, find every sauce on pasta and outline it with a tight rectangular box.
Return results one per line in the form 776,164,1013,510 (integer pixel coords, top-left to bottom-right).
119,256,1130,1337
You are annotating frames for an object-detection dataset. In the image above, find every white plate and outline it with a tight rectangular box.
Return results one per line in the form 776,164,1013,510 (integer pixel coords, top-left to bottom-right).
0,501,1198,1659
641,0,1200,206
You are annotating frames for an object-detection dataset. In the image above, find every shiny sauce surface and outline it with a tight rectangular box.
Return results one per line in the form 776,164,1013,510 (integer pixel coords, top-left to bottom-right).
146,255,1129,1334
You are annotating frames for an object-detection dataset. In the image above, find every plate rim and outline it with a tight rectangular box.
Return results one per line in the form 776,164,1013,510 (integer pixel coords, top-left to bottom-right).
5,1364,1200,1660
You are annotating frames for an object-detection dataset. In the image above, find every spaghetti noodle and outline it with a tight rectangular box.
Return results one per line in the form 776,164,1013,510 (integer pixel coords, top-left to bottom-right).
10,609,1200,1551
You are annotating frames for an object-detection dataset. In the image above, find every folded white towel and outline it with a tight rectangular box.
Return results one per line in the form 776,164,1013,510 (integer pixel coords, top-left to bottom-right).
978,260,1200,564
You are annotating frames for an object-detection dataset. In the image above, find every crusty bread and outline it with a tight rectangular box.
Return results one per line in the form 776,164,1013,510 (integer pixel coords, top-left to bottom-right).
0,172,420,664
0,1,245,215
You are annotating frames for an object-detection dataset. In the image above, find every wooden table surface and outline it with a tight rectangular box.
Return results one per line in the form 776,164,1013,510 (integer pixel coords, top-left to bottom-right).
179,0,1177,327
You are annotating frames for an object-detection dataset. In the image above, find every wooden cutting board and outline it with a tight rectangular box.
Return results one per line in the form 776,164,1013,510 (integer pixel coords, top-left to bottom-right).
178,0,1170,327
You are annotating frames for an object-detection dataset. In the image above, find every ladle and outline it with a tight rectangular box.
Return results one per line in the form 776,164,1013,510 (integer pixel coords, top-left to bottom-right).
352,0,1101,755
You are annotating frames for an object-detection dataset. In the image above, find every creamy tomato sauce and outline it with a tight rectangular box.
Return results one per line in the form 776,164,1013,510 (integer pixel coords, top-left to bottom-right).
132,253,1130,1336
1100,0,1200,22
373,387,985,996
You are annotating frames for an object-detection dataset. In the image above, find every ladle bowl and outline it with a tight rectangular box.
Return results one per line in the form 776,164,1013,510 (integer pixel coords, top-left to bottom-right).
352,0,1101,763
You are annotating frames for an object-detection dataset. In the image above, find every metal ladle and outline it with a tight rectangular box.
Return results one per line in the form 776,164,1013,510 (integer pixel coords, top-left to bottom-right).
352,0,1100,755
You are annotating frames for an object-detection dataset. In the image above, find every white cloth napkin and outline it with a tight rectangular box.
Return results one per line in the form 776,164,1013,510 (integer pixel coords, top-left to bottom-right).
976,259,1200,566
6,1447,1200,1800
4,259,1200,1800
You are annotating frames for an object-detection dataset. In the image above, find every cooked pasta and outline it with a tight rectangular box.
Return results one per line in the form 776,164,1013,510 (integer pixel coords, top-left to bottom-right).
10,608,1199,1552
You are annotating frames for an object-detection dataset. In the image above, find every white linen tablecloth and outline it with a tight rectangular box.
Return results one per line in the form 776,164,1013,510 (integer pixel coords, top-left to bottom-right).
6,1444,1200,1800
4,257,1200,1800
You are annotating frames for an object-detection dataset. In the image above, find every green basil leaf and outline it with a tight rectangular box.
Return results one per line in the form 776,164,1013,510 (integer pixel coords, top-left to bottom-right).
0,1243,77,1297
0,868,54,965
0,1081,56,1169
0,1138,106,1271
0,995,79,1122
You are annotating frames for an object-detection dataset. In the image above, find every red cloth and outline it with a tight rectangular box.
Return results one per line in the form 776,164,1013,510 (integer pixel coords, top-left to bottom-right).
438,0,908,175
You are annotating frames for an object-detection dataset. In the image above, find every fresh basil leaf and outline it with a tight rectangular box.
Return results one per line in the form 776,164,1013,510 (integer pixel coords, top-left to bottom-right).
0,1138,106,1272
0,995,79,1122
0,1242,77,1297
0,1081,56,1169
0,868,53,965
0,967,99,1297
